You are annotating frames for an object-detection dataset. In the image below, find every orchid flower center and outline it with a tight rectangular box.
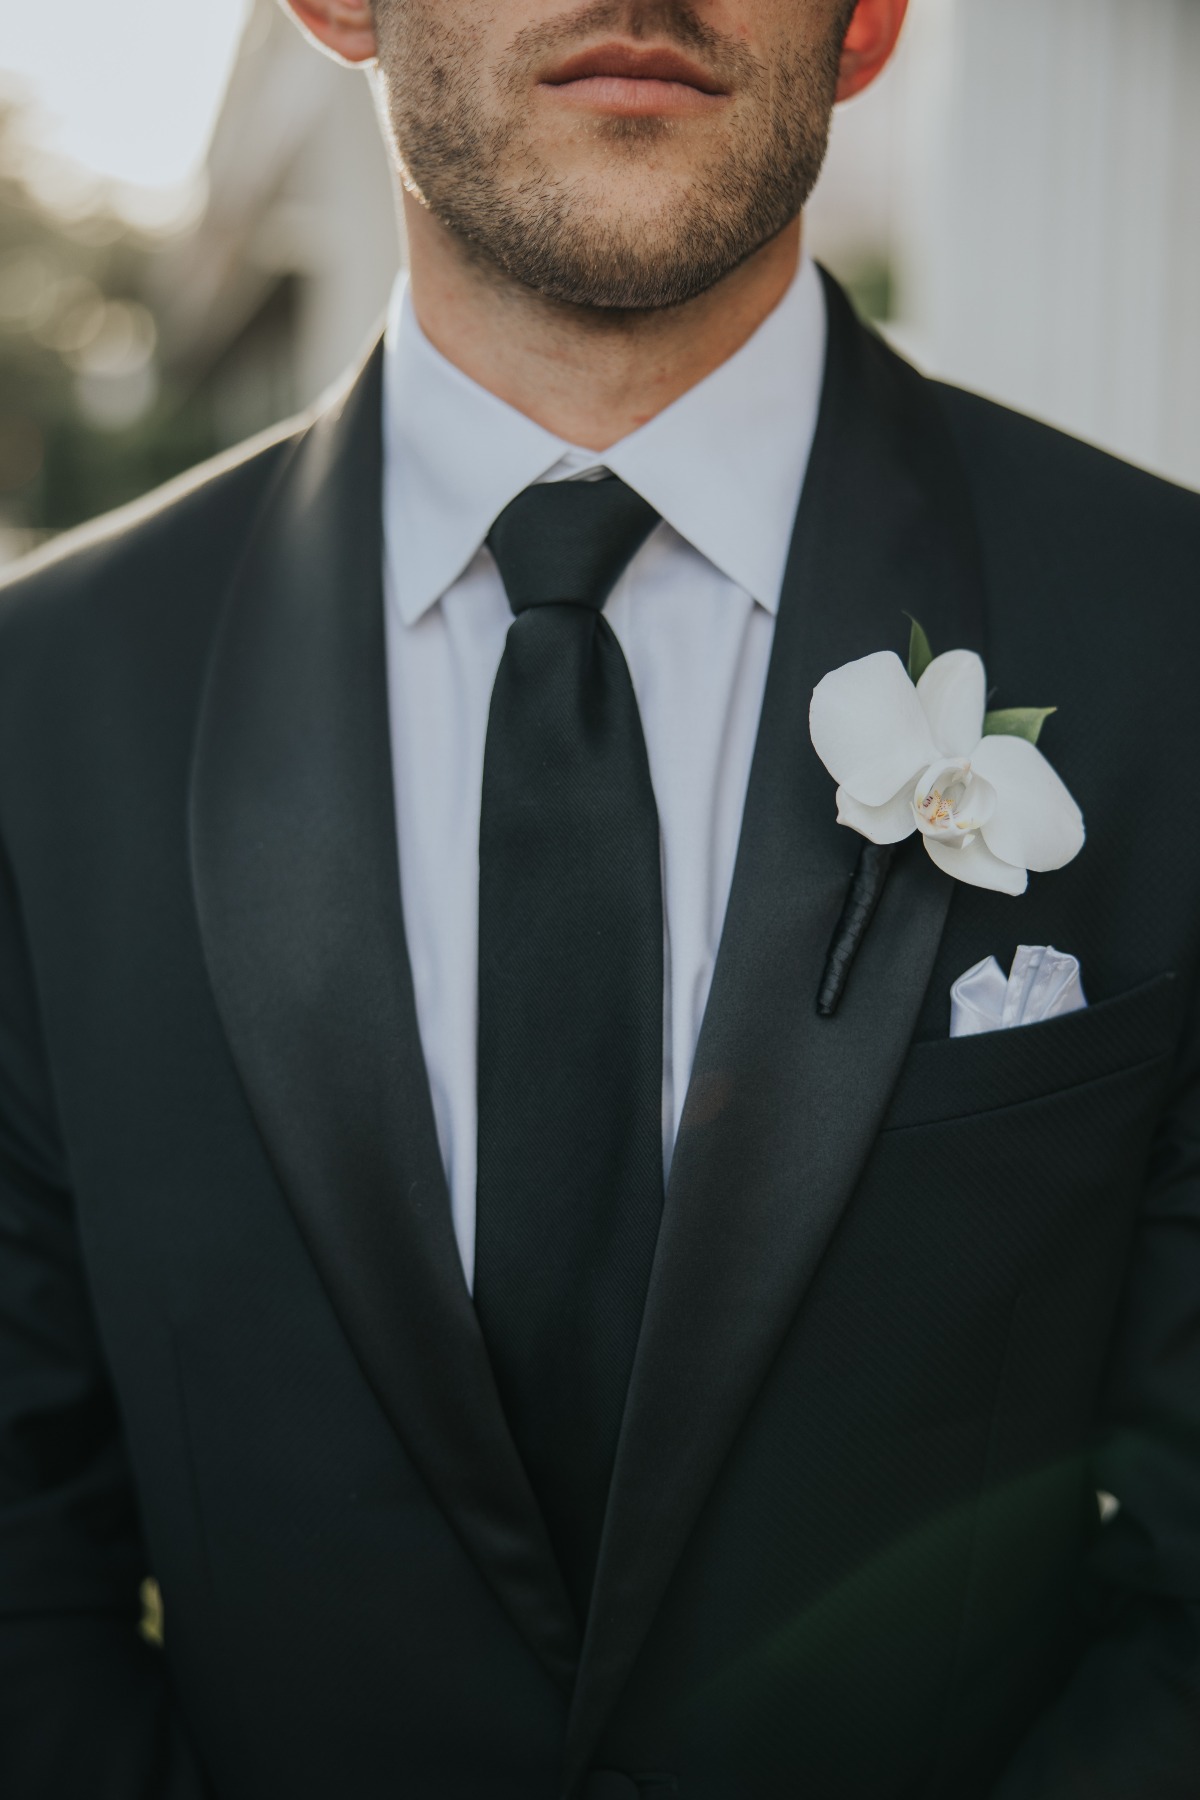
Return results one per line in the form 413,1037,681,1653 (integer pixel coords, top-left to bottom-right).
912,759,994,848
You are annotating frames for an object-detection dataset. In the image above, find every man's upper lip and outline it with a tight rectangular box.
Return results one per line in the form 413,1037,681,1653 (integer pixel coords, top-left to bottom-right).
542,43,728,95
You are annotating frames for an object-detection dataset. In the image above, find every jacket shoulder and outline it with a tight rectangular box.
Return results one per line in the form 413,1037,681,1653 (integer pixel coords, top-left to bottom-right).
931,379,1200,556
0,413,306,656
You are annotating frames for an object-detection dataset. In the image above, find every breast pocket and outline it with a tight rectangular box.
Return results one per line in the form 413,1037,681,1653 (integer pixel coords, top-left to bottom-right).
880,971,1182,1131
855,973,1185,1395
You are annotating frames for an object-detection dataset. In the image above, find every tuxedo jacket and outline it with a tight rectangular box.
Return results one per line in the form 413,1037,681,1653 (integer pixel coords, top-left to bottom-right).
1,274,1198,1800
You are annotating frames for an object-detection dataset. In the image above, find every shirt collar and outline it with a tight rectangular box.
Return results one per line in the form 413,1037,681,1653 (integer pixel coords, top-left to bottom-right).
382,252,828,626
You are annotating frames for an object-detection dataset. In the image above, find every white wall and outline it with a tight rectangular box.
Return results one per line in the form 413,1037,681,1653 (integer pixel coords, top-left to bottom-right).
813,0,1200,491
159,0,400,414
283,67,401,406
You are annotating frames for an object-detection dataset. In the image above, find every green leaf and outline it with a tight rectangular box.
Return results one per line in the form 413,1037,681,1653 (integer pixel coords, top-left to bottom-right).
983,706,1058,746
905,615,933,685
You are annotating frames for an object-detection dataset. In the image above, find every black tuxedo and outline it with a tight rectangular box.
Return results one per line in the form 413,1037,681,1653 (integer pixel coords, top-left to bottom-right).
1,274,1198,1799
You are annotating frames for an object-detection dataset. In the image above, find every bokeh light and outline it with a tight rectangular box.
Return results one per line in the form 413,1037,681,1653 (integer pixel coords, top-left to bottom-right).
0,0,252,224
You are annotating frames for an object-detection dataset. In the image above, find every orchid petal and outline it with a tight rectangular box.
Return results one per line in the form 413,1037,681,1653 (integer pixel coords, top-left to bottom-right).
916,650,987,758
836,783,920,846
810,652,938,807
972,734,1086,872
924,833,1029,895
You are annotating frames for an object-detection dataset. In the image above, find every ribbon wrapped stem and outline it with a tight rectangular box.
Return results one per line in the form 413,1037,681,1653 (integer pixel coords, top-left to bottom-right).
816,842,896,1018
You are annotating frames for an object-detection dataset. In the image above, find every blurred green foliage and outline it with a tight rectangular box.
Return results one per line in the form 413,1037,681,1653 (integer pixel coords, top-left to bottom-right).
841,252,897,326
0,104,217,550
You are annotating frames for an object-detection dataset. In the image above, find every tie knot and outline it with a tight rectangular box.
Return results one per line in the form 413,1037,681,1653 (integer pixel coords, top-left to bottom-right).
487,477,660,617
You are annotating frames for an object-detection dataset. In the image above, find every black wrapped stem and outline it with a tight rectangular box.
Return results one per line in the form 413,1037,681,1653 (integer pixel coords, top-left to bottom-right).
816,841,897,1018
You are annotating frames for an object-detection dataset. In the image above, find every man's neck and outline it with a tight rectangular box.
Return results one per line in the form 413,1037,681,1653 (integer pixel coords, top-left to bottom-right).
401,196,804,454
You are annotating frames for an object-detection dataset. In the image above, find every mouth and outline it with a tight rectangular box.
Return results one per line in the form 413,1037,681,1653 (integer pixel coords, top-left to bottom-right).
539,42,730,117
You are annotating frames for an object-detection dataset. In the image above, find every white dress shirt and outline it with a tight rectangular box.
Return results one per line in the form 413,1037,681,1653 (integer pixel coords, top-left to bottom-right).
382,254,828,1289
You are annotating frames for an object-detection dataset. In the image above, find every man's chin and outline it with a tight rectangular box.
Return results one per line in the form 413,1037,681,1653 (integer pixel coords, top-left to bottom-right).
468,181,748,312
496,244,740,315
415,140,806,315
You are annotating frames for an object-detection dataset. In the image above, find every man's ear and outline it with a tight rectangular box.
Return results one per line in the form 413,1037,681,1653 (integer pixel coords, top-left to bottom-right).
279,0,377,68
836,0,911,103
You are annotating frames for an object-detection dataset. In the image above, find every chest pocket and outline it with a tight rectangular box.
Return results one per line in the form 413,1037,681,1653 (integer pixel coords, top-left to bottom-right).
879,971,1181,1132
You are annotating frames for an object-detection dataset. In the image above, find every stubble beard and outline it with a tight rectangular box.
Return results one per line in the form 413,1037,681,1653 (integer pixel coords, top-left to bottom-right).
372,1,846,313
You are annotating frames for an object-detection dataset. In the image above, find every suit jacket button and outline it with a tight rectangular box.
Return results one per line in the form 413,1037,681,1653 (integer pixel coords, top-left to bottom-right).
580,1774,641,1800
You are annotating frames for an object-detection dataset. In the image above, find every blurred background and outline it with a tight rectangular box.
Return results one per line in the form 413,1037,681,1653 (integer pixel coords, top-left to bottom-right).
0,0,1197,566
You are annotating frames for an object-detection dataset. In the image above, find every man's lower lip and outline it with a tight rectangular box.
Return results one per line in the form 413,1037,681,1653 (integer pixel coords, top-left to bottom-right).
540,75,727,116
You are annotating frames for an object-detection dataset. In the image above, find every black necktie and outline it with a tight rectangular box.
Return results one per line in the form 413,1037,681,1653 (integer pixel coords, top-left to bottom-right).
475,477,665,1621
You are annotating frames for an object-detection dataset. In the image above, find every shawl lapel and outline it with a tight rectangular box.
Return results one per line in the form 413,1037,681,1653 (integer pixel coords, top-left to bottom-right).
188,345,581,1694
562,275,987,1787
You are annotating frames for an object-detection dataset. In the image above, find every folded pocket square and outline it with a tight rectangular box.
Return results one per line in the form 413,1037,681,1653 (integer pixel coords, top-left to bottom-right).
950,944,1087,1039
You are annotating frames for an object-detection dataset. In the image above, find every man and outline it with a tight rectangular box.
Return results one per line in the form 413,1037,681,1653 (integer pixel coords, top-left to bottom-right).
0,0,1197,1793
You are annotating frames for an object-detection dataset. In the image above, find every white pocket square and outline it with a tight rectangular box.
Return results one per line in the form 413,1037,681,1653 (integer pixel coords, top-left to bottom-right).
950,944,1087,1039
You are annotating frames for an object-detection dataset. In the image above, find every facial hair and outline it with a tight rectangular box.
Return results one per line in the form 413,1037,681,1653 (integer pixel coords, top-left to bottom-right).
372,0,848,312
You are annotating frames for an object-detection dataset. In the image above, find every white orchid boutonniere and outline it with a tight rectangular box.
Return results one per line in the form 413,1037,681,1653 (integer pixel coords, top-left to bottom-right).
809,620,1085,896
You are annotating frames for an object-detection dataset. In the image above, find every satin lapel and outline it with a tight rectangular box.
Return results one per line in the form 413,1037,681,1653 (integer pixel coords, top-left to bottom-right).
188,344,580,1692
563,276,987,1786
